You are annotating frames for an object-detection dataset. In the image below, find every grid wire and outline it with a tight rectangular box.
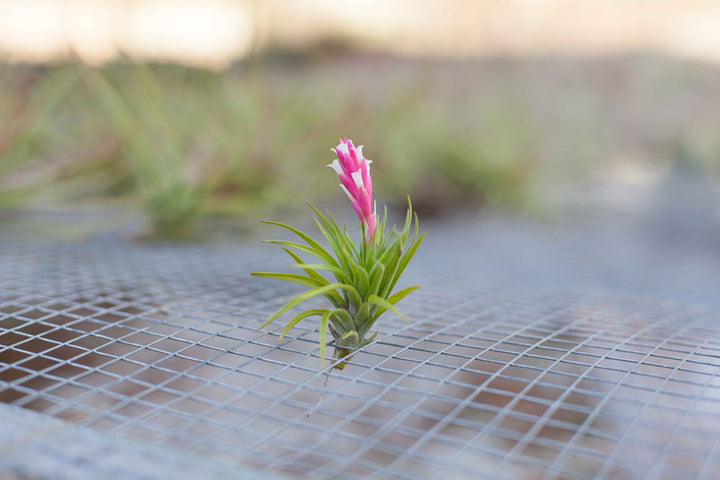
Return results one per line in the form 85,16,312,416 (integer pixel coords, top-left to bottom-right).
1,235,720,479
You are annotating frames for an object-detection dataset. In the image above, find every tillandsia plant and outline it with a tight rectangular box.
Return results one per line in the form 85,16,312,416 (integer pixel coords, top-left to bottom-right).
252,138,424,369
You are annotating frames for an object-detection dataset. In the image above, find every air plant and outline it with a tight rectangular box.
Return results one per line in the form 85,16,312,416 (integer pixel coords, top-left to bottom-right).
252,138,424,369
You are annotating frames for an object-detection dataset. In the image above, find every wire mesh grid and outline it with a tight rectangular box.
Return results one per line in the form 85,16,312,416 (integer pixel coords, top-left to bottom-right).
1,236,720,479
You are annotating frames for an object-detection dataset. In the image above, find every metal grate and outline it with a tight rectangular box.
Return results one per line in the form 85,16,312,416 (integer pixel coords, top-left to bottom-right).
2,205,720,479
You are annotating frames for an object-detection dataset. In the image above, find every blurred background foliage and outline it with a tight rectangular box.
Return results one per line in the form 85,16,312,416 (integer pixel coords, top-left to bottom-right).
1,46,720,237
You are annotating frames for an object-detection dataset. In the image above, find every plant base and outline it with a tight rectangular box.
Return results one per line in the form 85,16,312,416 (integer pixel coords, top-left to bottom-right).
331,346,353,370
329,325,378,370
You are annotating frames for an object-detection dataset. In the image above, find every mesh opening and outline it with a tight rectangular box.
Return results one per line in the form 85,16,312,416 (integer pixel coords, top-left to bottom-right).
1,231,720,479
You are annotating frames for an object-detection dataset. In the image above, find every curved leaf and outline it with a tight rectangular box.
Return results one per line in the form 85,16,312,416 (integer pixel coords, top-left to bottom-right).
279,308,326,340
319,309,332,366
264,220,338,266
313,218,351,275
378,241,401,296
257,283,345,331
367,294,407,321
327,307,355,333
359,329,379,347
343,226,358,258
337,283,363,309
385,232,425,297
371,285,420,321
367,262,385,297
251,272,327,289
289,263,350,283
264,240,338,268
280,247,327,283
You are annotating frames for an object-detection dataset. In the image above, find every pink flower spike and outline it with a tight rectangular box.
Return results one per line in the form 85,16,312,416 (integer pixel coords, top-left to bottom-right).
328,138,377,244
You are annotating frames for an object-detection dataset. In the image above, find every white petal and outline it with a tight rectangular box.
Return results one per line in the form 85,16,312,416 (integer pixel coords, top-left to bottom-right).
327,159,342,175
351,171,364,189
356,145,364,158
339,184,353,200
337,143,350,156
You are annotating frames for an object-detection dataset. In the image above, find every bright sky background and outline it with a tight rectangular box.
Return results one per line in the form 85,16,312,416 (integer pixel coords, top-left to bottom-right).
1,0,720,68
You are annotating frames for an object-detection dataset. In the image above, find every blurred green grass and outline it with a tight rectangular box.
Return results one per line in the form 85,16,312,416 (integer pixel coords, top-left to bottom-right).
1,52,718,237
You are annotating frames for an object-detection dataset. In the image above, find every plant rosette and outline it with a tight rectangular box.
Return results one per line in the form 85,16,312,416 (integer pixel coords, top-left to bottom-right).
252,138,424,369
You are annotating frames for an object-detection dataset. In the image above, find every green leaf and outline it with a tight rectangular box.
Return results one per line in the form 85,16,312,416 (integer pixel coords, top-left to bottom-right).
378,242,402,296
280,247,329,287
307,204,330,226
355,302,369,323
385,232,425,297
251,272,327,289
341,330,359,343
377,235,401,265
359,329,379,347
250,272,342,307
357,267,370,299
380,204,388,234
265,240,338,269
264,220,338,267
337,283,363,308
308,205,342,244
279,308,326,340
343,253,369,298
324,208,347,242
343,226,358,258
367,294,408,321
327,308,355,333
310,205,359,265
319,309,332,366
313,218,350,274
367,262,385,297
257,283,345,331
288,263,350,283
310,210,348,258
399,198,413,244
371,285,420,321
387,285,420,305
355,302,373,337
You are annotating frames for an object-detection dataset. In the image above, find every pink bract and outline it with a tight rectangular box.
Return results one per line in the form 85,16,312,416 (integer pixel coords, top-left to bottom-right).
328,138,377,244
